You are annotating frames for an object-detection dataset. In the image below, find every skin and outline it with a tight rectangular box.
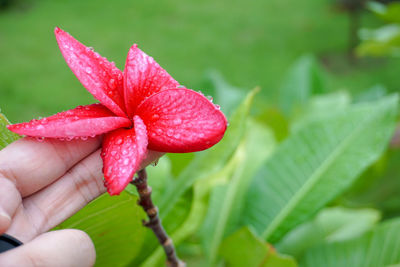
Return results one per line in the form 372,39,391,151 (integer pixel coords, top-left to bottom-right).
0,136,162,267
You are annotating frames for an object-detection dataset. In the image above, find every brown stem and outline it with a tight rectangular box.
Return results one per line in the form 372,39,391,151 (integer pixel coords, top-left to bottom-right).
131,169,185,267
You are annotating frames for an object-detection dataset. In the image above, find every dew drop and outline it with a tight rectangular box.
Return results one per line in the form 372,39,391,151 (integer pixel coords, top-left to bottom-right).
108,79,116,89
36,137,45,142
115,137,123,145
85,67,92,74
111,150,117,156
156,129,163,135
173,133,180,139
167,129,173,137
123,158,130,165
151,114,160,120
106,167,113,177
173,118,182,125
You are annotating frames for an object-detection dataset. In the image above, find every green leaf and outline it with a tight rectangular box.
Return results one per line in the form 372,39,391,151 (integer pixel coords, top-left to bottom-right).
204,69,246,118
290,91,351,132
201,120,275,264
141,155,237,266
357,25,400,58
0,113,20,149
368,1,400,24
279,55,326,117
220,227,297,267
242,95,398,243
354,84,387,103
220,227,270,267
158,87,259,219
301,218,400,267
277,207,381,258
59,192,147,267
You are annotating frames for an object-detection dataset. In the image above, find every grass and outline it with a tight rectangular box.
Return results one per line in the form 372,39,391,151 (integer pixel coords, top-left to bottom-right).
0,0,399,122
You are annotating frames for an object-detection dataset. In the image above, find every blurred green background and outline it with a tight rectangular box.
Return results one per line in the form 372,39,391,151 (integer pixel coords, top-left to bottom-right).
1,0,399,122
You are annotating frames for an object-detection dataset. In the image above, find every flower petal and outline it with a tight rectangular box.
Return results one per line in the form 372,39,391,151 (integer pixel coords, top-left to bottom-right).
136,89,227,153
55,27,126,117
101,116,148,195
123,44,180,117
7,104,131,139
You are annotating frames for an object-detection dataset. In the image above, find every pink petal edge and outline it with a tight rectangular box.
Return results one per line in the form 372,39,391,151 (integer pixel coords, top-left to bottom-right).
7,104,131,139
136,88,227,153
55,27,126,117
123,44,180,118
101,116,148,195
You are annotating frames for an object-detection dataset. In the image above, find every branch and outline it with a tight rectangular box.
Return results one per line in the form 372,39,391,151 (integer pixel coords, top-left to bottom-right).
131,169,185,267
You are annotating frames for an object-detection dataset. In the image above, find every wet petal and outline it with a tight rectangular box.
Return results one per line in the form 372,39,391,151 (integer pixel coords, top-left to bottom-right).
7,104,131,139
123,44,180,117
136,89,227,153
101,116,148,195
55,27,126,117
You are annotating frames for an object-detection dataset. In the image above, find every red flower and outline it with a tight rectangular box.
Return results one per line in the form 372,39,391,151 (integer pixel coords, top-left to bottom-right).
8,27,227,195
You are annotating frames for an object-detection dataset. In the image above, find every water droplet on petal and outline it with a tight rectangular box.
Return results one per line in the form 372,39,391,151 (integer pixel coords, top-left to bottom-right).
174,133,180,139
85,67,92,74
123,158,129,165
111,150,117,156
156,129,163,135
151,114,160,120
36,137,45,142
173,118,182,125
115,137,123,145
108,79,116,90
167,129,173,137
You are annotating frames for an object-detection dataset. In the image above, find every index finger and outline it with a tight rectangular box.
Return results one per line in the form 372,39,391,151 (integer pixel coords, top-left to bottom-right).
0,137,101,197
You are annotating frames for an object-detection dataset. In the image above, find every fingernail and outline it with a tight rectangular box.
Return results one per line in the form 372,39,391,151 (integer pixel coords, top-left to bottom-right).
0,211,11,223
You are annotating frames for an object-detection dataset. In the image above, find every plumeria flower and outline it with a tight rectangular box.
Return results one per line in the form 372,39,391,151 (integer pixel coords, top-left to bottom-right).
8,27,227,195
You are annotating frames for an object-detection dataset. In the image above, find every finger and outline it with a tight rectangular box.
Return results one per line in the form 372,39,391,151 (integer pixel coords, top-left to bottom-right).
0,177,21,234
0,229,96,267
6,149,162,241
0,136,101,197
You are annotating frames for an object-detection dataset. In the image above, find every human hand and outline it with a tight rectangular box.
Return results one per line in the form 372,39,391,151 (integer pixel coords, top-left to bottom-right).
0,137,162,267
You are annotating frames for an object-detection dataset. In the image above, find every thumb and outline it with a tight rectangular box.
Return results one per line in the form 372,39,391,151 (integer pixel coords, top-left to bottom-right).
0,229,96,267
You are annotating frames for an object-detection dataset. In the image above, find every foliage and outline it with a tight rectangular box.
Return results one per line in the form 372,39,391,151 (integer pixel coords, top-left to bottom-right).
1,55,400,266
357,1,400,57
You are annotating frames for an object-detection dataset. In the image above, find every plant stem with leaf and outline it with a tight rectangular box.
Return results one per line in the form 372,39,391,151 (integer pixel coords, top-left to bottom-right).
131,169,185,267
